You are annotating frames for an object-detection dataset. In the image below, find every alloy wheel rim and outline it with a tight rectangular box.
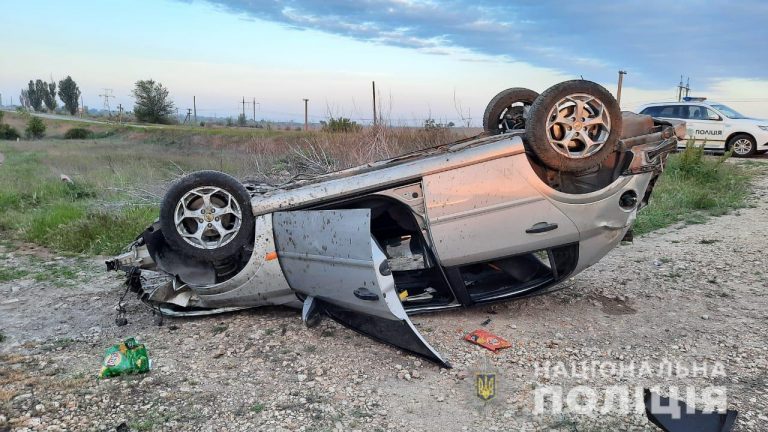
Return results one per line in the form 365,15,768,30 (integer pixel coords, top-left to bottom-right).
732,138,752,155
545,93,611,159
173,186,242,249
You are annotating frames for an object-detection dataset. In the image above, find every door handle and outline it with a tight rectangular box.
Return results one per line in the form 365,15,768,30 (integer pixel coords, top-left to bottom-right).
526,222,558,234
354,287,379,301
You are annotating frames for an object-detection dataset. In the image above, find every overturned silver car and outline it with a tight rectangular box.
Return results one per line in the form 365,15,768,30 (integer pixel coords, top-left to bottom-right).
108,80,684,366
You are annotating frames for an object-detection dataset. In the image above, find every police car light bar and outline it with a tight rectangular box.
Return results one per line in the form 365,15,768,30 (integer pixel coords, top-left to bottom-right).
682,96,707,102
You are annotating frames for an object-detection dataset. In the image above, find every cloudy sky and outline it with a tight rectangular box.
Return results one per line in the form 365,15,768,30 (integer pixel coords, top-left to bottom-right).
1,0,767,123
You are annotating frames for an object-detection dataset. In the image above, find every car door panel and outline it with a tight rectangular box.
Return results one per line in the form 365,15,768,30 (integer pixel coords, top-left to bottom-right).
686,106,725,149
423,155,580,267
272,209,450,366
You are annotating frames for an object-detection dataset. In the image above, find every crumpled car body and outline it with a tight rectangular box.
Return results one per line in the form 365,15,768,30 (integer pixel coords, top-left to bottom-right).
108,84,684,367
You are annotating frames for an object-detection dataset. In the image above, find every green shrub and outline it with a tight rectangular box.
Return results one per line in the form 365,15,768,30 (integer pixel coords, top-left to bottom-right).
25,116,46,139
63,127,92,139
423,118,455,130
634,141,751,234
0,124,20,140
321,117,361,133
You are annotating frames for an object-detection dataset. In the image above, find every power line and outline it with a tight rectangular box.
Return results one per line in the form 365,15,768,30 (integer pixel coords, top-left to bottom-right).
98,88,115,116
183,108,193,124
676,76,690,101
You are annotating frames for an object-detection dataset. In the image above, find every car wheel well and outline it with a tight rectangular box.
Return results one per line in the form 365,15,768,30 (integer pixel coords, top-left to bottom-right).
725,132,756,149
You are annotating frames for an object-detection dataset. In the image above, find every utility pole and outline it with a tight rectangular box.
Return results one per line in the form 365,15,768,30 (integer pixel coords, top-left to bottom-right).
303,98,309,131
117,104,124,124
372,81,377,126
616,70,627,107
99,88,115,116
677,76,691,101
183,108,192,124
241,97,246,118
193,96,197,124
80,95,84,118
253,97,256,123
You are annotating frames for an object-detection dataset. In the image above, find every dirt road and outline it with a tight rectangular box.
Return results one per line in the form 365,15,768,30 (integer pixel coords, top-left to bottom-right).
1,172,766,431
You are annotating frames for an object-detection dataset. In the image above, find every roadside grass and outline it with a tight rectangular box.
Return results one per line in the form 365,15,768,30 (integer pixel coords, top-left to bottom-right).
0,252,92,287
1,111,118,138
0,267,30,282
0,113,467,257
634,144,759,235
0,146,157,255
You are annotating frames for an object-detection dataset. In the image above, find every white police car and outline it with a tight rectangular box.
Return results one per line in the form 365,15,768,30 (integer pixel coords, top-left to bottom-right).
638,97,768,157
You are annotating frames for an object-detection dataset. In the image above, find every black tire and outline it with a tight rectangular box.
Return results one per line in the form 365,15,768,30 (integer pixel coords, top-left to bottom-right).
525,80,621,173
727,133,757,157
160,170,254,261
482,88,539,135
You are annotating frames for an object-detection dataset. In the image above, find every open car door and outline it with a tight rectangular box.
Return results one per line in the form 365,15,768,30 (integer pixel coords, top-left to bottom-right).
272,209,450,367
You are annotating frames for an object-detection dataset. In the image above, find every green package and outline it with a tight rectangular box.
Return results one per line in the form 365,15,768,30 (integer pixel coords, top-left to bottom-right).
98,337,151,379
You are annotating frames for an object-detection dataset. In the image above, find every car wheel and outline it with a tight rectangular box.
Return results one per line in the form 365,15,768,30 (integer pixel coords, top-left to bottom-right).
482,88,539,135
160,170,254,261
728,134,757,157
524,80,621,172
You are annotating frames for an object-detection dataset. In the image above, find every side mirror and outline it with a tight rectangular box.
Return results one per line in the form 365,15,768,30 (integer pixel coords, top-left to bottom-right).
708,114,721,121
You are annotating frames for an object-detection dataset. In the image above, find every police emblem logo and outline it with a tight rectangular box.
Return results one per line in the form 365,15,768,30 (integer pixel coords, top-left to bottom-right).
475,372,496,401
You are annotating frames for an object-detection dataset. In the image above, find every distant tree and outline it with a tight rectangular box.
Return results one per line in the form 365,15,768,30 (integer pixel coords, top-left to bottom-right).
0,110,4,123
43,80,57,112
237,113,247,126
34,80,48,111
132,79,175,124
57,76,81,115
27,80,44,111
226,117,233,127
19,89,30,109
25,116,46,139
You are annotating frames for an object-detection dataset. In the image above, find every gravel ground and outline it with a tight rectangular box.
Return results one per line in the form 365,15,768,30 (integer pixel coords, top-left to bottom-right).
1,168,767,432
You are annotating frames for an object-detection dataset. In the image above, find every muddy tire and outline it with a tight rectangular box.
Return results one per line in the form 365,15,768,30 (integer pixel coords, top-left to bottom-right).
160,171,254,261
525,80,621,172
483,88,539,135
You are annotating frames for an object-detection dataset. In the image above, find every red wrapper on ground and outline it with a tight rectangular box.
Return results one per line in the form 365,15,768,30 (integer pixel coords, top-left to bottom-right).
464,329,512,352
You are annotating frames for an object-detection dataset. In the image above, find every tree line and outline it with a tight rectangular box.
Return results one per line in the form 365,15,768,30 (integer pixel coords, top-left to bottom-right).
20,76,81,115
18,76,175,125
